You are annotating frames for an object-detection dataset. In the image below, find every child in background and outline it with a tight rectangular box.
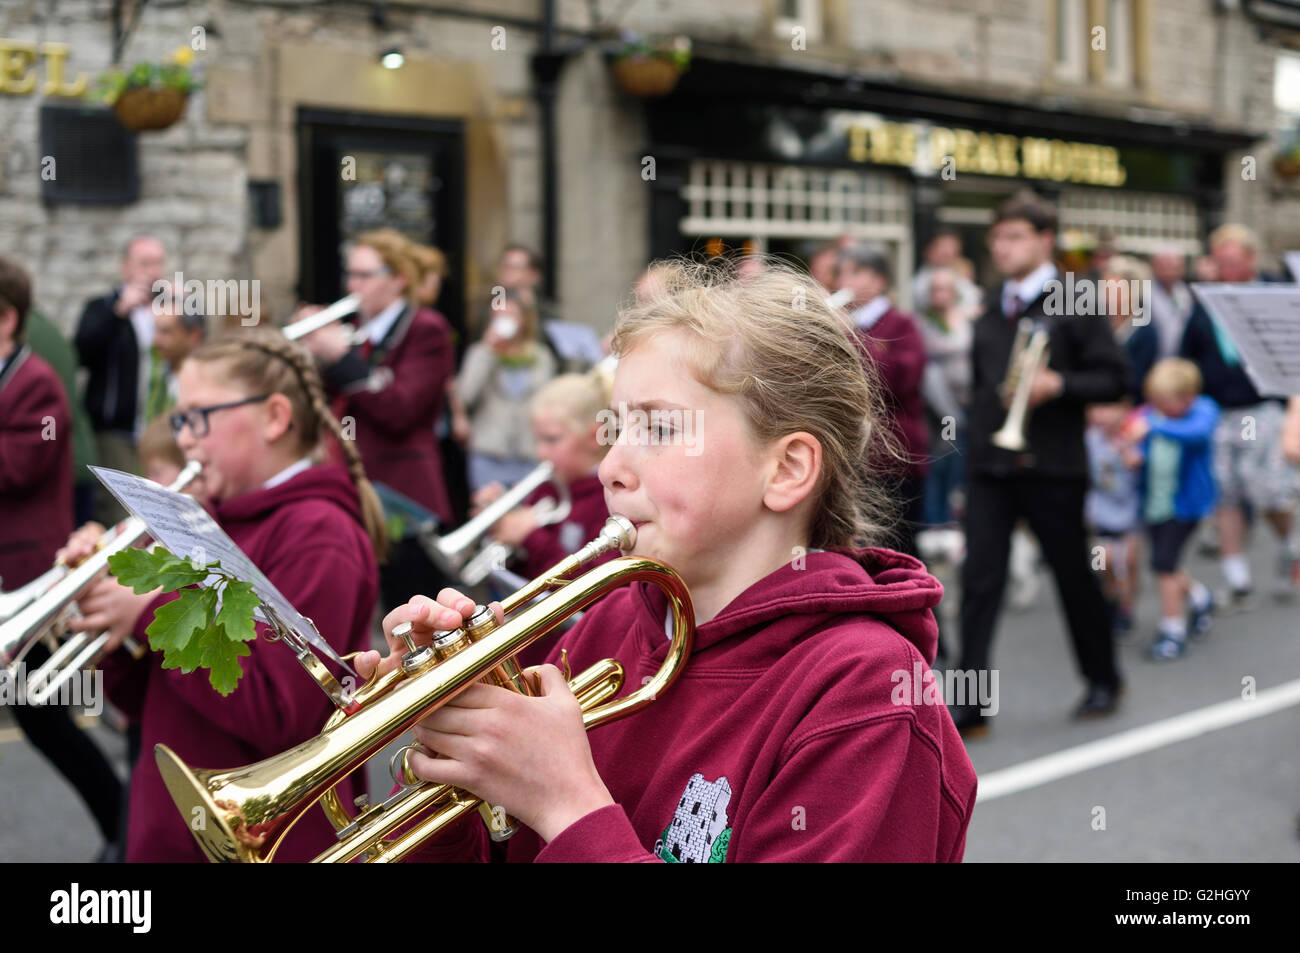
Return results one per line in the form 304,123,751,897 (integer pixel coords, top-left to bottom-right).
1131,358,1219,661
1085,400,1143,640
476,372,613,583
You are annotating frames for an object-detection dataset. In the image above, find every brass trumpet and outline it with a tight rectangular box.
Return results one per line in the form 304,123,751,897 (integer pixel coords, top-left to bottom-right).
991,318,1051,453
155,516,695,863
424,461,572,587
282,293,363,343
0,461,203,687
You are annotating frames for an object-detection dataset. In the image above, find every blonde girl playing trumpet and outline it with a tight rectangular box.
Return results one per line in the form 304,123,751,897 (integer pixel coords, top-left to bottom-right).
357,259,977,863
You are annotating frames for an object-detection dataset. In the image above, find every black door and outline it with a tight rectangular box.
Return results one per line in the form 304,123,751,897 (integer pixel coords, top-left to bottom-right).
297,107,467,347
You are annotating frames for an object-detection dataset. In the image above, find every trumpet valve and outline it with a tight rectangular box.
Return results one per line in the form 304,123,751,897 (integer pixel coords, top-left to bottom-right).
392,622,436,674
464,605,498,640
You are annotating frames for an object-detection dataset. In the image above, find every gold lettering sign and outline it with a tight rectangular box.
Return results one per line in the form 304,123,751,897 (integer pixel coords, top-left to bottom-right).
0,39,88,97
849,121,1126,187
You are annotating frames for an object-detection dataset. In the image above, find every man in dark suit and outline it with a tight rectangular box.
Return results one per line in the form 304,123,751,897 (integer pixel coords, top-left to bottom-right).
953,193,1129,736
74,235,167,524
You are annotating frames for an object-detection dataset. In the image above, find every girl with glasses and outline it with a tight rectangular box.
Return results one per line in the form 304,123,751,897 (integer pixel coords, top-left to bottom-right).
58,331,384,861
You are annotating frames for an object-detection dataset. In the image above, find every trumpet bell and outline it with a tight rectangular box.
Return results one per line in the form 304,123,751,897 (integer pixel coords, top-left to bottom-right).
154,518,694,863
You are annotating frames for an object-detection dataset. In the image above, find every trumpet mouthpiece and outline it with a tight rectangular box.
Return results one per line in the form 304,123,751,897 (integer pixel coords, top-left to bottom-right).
603,516,636,553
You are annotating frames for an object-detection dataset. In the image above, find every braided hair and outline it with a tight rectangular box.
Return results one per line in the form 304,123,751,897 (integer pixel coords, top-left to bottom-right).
184,329,389,562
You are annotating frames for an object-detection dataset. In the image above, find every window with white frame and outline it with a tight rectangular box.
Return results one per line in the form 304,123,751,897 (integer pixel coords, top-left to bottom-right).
1103,0,1135,88
1055,0,1088,83
1276,50,1300,140
1058,188,1201,256
774,0,822,46
679,160,914,303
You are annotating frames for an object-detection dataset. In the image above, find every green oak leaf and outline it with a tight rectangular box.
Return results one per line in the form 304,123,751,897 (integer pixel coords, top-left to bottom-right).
147,586,218,671
108,547,210,593
213,580,260,644
198,626,250,697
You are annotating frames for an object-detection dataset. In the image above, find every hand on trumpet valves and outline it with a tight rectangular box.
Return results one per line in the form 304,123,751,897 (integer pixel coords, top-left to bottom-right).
55,522,107,568
66,574,157,654
354,590,501,681
299,320,355,363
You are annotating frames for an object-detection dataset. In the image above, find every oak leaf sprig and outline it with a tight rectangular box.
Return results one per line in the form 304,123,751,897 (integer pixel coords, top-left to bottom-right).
107,547,261,696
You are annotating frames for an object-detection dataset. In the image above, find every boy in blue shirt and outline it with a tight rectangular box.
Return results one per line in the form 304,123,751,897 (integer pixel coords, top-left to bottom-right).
1130,359,1219,660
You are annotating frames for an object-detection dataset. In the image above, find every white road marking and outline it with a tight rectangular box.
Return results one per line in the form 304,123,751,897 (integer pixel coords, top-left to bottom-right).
976,678,1300,802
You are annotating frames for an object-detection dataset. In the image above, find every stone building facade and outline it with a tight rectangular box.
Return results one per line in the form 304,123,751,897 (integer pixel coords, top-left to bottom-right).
0,0,1296,343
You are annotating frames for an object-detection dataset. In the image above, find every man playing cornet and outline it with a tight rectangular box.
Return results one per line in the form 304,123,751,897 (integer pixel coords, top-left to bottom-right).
952,193,1130,735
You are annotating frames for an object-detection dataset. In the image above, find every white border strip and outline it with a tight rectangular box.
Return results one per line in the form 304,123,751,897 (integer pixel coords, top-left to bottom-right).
977,679,1300,802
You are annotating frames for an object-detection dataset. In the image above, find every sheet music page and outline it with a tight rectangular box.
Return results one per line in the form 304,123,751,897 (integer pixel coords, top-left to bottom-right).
1189,284,1300,397
89,466,347,666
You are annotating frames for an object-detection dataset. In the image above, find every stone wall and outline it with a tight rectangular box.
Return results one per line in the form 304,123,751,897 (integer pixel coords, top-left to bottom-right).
0,0,247,336
1,0,1295,344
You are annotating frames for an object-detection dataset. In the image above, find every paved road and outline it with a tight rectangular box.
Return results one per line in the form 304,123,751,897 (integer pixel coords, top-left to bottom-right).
2,528,1296,862
932,527,1300,862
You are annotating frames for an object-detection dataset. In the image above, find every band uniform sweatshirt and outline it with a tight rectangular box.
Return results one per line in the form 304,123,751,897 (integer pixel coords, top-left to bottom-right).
100,464,379,862
0,347,73,589
519,473,612,582
413,547,978,862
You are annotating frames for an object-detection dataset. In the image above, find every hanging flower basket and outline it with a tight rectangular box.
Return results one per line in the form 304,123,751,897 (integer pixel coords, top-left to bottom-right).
113,86,189,131
611,32,691,99
87,46,200,132
614,56,682,98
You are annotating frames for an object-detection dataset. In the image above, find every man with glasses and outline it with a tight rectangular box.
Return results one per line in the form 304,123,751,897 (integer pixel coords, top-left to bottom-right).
952,193,1129,735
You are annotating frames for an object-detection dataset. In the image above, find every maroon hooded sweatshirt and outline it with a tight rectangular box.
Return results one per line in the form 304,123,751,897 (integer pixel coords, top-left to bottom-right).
413,547,977,863
100,464,379,862
0,348,72,589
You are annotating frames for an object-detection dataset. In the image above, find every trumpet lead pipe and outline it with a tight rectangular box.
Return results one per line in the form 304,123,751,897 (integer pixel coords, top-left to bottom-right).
27,633,109,705
283,294,362,341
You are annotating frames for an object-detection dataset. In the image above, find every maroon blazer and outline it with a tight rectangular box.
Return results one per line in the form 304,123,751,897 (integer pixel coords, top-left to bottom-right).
100,464,378,862
852,307,930,479
0,347,73,590
323,304,455,525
